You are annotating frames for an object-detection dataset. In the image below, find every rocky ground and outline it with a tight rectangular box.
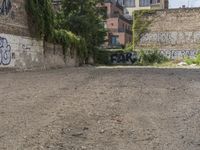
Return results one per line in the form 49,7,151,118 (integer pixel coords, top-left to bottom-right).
0,67,200,150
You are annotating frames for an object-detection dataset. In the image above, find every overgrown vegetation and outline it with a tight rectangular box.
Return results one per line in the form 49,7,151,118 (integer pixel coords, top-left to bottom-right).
52,29,87,59
124,43,133,52
132,10,155,49
25,0,106,62
25,0,55,41
95,49,114,65
138,50,168,65
95,49,168,65
185,53,200,65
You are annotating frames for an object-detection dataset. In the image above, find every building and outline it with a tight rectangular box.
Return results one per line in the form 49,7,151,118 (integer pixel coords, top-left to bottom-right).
150,0,168,9
102,0,132,48
119,0,168,19
52,0,133,48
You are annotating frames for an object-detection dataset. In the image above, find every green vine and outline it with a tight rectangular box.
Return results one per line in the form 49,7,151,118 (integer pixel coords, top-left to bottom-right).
25,0,54,41
25,0,88,61
132,10,156,49
53,29,87,60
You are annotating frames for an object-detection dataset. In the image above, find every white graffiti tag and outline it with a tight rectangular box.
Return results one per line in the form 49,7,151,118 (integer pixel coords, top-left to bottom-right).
0,37,11,65
160,50,199,60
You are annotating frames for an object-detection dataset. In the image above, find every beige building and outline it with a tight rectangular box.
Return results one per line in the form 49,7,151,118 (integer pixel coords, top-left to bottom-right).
150,0,169,9
119,0,168,19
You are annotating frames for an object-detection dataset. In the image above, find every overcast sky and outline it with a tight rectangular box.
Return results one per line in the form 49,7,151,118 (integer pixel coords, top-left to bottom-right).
170,0,200,8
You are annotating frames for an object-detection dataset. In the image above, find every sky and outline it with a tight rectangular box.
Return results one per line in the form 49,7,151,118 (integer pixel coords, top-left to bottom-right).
169,0,200,8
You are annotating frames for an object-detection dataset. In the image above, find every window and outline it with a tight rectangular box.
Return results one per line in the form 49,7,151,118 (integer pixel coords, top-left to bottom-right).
111,36,119,45
150,0,160,4
125,0,135,7
115,0,136,7
118,0,124,6
139,0,150,7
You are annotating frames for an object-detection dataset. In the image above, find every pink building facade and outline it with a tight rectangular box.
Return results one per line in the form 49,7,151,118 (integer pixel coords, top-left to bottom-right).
102,0,132,48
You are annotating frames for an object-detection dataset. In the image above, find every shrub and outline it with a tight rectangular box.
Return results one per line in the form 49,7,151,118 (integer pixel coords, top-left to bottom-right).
138,50,168,65
194,54,200,65
95,50,112,65
185,57,194,65
185,53,200,65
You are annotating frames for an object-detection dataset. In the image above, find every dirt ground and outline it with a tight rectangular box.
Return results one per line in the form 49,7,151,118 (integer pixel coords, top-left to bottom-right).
0,67,200,150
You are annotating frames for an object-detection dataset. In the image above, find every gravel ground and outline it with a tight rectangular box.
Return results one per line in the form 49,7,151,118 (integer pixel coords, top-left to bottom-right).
0,67,200,150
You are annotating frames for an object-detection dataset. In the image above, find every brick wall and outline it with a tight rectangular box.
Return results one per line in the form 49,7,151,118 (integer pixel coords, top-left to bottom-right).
137,8,200,50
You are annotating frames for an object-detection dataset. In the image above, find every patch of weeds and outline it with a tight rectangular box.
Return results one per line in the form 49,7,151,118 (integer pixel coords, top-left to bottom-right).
138,50,168,65
184,53,200,65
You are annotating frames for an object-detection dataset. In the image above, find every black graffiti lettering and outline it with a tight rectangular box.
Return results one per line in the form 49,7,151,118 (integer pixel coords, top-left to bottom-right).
0,0,12,15
126,52,137,63
117,54,126,63
0,37,12,65
111,54,118,63
126,53,132,62
22,44,31,52
111,52,137,64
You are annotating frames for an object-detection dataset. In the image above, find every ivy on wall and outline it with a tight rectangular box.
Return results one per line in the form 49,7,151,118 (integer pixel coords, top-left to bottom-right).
132,10,156,49
25,0,54,40
25,0,87,60
53,29,87,60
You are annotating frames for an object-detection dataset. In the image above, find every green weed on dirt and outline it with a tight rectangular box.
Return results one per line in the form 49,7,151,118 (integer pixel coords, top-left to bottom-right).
185,54,200,65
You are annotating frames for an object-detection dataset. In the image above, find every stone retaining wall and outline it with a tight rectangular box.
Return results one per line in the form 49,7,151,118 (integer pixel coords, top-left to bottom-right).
0,33,78,70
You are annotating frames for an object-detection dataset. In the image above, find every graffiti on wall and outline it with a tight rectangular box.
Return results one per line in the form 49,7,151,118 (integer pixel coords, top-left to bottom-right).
140,32,200,45
160,50,200,60
0,0,12,15
22,44,31,52
0,37,11,65
110,50,200,64
111,52,137,64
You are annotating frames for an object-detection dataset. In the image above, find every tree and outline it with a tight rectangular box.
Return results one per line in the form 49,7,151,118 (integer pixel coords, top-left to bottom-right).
57,0,107,56
26,0,106,62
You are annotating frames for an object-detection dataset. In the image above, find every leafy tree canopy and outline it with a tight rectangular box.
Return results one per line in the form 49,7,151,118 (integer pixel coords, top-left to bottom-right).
26,0,106,60
57,0,107,54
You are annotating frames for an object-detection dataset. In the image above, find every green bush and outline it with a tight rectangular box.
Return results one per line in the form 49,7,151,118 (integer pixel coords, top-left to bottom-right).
194,54,200,65
185,53,200,65
185,57,194,65
95,50,112,65
138,50,168,65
